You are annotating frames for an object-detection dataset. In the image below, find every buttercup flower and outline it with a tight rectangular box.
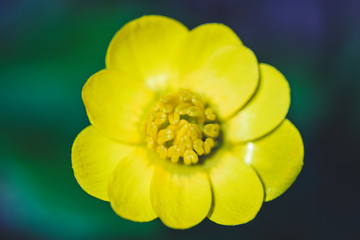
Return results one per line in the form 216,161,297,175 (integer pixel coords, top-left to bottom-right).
72,15,304,229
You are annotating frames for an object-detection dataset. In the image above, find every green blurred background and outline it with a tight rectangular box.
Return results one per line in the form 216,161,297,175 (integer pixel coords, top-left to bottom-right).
1,0,359,239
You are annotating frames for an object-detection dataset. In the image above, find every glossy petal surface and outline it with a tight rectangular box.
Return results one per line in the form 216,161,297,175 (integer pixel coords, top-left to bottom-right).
106,15,188,90
225,63,290,142
108,147,157,222
182,45,259,119
232,119,304,201
72,126,133,201
150,161,211,229
204,149,264,225
172,23,242,88
82,69,154,143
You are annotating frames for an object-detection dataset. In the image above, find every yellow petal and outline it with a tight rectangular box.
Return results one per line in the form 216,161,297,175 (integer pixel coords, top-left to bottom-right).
182,45,259,119
172,23,242,88
106,15,188,90
204,149,264,225
108,147,157,222
150,161,211,229
82,69,155,143
232,119,304,202
225,63,290,142
71,126,133,201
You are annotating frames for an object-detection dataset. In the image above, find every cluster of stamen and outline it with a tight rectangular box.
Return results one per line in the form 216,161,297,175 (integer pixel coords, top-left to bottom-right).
143,89,220,165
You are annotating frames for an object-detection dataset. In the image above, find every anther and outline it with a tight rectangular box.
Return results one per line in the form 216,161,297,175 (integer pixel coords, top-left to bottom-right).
192,95,204,109
179,89,192,102
154,112,167,125
186,106,203,117
193,139,204,156
184,149,198,165
174,124,190,145
204,124,220,138
204,138,214,154
164,103,174,113
175,103,191,115
183,135,193,149
189,124,199,141
156,145,168,159
147,122,158,140
205,108,216,121
146,137,155,150
157,129,175,144
168,111,180,125
170,145,181,163
160,93,175,103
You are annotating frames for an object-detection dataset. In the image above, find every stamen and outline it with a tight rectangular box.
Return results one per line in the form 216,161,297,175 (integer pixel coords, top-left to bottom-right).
184,149,198,165
179,89,192,102
157,129,175,145
175,103,191,115
193,139,204,156
189,124,199,141
204,138,215,154
146,137,155,150
205,108,216,121
144,89,220,165
164,103,174,113
154,112,167,125
156,145,168,159
168,111,180,125
160,93,175,103
192,95,204,109
204,124,220,138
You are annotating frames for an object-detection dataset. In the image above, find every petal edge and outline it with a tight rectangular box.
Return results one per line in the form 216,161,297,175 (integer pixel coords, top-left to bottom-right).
82,69,155,143
150,161,211,229
232,119,304,201
106,15,189,91
108,147,157,222
71,126,133,201
172,23,242,89
181,45,259,119
205,149,264,225
225,63,290,142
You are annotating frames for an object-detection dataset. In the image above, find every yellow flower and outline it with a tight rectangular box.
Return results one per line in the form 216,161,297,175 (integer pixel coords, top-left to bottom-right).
72,15,304,229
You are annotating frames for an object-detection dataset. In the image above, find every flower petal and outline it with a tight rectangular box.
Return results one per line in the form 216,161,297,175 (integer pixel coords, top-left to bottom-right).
108,147,157,222
204,149,264,225
181,45,259,119
225,63,290,142
150,162,211,229
232,119,304,202
82,69,155,143
173,23,242,81
71,126,133,201
106,15,188,90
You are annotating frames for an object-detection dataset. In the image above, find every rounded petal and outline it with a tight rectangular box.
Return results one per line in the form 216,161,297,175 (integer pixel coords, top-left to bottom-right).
150,162,212,229
106,15,188,90
232,119,304,202
172,23,242,87
225,63,290,142
204,149,264,225
108,147,157,222
181,45,259,119
82,69,155,143
71,126,134,201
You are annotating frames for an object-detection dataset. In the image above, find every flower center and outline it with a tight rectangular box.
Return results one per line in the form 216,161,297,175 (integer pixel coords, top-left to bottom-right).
143,89,220,165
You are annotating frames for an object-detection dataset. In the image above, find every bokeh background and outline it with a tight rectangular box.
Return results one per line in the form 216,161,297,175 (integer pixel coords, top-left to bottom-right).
1,0,359,239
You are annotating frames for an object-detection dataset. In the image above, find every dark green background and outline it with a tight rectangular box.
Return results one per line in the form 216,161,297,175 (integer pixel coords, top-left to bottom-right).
1,0,359,239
